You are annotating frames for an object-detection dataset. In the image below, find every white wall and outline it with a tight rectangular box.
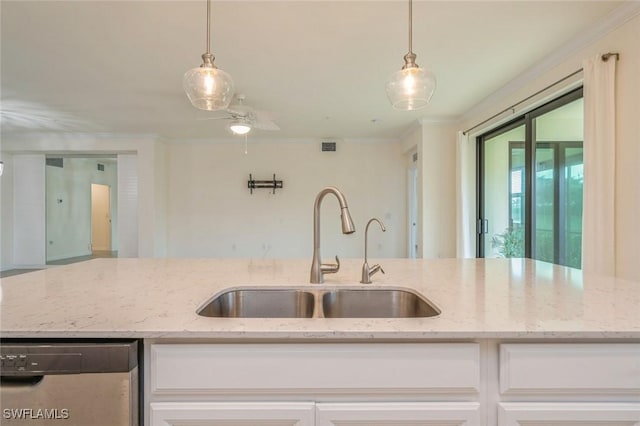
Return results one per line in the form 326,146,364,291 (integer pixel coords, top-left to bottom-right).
0,154,14,270
399,122,457,259
1,136,405,263
45,157,118,261
13,155,46,266
0,135,164,265
400,126,422,257
609,15,640,281
153,141,168,257
458,12,640,280
117,154,139,258
167,139,407,259
421,122,457,258
135,139,166,258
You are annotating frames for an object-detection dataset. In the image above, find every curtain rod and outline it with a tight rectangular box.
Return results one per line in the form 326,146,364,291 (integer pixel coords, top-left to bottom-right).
462,52,620,136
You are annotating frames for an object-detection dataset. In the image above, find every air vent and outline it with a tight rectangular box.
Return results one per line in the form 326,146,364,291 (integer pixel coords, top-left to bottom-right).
97,163,105,171
46,158,63,168
321,142,336,152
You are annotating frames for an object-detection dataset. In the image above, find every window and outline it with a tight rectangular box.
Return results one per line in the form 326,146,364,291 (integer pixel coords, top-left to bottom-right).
477,88,583,268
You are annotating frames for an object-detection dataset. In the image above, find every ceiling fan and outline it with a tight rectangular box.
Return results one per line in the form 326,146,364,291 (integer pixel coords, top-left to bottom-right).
198,94,280,135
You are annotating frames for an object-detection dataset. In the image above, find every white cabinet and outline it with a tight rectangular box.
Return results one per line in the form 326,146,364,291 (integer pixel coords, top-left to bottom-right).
316,402,480,426
498,402,640,425
499,343,640,395
150,401,481,426
147,343,481,426
150,402,315,426
150,343,480,396
498,344,640,426
146,341,640,426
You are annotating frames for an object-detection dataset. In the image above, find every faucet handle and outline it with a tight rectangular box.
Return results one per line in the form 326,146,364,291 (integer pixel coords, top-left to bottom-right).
371,264,385,276
361,262,384,284
321,255,341,274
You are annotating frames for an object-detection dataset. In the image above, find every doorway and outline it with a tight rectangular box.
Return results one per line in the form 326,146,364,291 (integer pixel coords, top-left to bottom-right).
407,152,419,258
91,183,111,253
45,156,118,263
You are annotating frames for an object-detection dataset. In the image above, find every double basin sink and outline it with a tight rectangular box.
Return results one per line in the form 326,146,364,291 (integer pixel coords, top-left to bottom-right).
197,286,440,319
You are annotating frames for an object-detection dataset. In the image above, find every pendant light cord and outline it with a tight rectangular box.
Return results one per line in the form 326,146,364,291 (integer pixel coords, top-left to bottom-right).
206,0,211,54
408,0,413,54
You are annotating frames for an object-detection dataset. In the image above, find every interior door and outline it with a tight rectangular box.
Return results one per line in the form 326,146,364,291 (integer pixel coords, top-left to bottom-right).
91,183,111,252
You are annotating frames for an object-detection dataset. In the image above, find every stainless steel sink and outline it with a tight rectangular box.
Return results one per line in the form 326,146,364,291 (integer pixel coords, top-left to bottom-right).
197,286,440,318
197,288,315,318
322,288,440,318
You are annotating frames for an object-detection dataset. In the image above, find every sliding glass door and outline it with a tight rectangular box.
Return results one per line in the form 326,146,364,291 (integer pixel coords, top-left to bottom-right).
478,88,583,268
479,123,526,258
532,142,583,266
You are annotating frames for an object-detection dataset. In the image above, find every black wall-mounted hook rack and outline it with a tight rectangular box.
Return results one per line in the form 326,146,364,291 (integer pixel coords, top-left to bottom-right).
248,174,283,194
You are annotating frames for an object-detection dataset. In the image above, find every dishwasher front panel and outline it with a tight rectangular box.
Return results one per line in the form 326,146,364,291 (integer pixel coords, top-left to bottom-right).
1,341,139,426
1,369,138,425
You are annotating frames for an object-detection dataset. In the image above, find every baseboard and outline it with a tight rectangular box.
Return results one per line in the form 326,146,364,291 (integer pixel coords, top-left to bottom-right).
46,250,92,262
5,264,53,270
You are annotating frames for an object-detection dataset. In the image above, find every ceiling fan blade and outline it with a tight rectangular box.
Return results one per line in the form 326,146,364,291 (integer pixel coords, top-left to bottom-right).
252,120,280,131
254,109,276,121
252,110,279,130
225,104,252,117
196,115,229,121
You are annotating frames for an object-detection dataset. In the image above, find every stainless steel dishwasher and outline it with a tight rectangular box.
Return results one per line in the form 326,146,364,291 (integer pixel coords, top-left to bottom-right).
0,340,139,425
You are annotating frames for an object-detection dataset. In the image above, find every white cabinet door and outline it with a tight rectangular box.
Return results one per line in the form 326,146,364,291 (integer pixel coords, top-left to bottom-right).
498,403,640,425
316,402,481,426
150,402,315,426
151,343,480,396
499,344,640,395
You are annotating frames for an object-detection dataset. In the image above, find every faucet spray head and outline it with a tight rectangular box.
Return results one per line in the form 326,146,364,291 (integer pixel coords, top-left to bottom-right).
341,207,356,234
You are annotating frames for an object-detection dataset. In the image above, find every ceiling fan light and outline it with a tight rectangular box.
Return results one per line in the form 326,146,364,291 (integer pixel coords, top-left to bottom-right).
386,66,436,111
229,120,252,135
183,62,235,111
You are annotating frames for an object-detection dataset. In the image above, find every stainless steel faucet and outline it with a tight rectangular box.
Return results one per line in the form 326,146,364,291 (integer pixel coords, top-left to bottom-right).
310,187,355,283
361,218,386,284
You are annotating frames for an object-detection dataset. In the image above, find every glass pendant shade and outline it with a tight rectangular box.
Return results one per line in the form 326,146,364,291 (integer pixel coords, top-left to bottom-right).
183,0,234,111
386,0,436,110
386,65,436,111
183,58,235,111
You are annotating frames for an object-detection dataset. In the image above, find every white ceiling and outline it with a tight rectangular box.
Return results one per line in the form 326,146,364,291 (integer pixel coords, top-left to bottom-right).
0,1,623,142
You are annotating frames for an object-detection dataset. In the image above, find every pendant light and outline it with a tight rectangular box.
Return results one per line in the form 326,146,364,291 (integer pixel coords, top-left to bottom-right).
183,0,234,111
385,0,436,110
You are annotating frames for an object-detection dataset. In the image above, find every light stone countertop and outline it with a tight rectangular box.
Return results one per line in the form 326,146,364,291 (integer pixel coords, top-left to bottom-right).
1,258,639,340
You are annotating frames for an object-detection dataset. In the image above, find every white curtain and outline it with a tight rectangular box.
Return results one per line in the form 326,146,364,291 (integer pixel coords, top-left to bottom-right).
456,131,475,258
582,54,617,275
